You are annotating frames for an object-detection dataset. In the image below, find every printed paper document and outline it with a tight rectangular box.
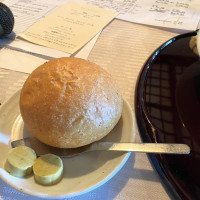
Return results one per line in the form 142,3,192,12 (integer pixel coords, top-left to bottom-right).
19,1,118,54
79,0,200,31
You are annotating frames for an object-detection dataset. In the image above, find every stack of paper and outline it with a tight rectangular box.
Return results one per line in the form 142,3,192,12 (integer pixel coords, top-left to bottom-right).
0,0,200,74
0,0,117,73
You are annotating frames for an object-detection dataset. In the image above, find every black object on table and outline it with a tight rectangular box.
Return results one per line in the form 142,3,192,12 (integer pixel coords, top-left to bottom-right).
135,30,200,200
0,2,14,37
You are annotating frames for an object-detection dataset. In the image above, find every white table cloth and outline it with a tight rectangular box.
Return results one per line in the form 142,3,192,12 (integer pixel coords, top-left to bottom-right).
0,19,186,200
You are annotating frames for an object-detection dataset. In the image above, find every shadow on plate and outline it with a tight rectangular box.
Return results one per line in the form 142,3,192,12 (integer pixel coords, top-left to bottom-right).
22,116,126,178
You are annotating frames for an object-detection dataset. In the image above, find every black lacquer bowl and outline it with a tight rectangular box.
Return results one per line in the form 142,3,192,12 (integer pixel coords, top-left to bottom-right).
135,30,200,200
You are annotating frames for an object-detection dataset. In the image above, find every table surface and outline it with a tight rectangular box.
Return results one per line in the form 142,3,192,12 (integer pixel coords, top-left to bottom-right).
0,19,187,200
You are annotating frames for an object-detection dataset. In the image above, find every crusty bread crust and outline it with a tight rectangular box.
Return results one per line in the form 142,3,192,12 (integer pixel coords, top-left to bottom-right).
20,57,123,148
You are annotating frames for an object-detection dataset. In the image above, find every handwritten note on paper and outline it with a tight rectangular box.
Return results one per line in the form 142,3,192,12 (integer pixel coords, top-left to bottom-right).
19,1,118,54
3,0,64,34
79,0,200,30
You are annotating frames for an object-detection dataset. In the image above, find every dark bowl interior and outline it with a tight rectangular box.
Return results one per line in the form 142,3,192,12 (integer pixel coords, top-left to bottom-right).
135,30,200,200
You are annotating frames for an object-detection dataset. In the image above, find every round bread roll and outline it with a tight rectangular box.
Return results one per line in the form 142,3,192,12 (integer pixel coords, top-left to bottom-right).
20,57,123,148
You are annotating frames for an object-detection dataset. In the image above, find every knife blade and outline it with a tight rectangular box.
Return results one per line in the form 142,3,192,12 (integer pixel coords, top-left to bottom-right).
11,137,190,157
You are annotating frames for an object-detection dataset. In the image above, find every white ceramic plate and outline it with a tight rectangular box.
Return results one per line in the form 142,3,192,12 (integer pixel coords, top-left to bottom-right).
0,89,135,199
